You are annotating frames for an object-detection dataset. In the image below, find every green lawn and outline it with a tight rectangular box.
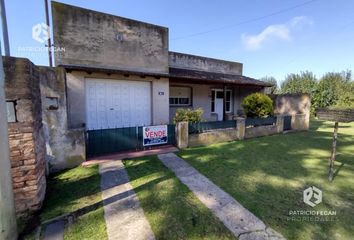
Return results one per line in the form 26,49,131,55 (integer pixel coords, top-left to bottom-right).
40,165,107,240
123,156,236,240
178,120,354,240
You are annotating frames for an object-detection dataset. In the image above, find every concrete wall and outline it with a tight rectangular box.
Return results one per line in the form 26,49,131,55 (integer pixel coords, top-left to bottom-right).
175,116,309,148
52,2,169,74
3,57,46,216
152,78,170,125
271,94,311,116
244,125,278,139
169,82,262,122
66,71,170,128
189,128,237,147
169,52,242,75
0,55,17,240
39,67,85,172
270,93,311,130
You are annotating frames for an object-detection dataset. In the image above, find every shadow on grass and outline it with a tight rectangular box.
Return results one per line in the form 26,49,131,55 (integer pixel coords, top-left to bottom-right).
178,120,354,240
123,157,236,240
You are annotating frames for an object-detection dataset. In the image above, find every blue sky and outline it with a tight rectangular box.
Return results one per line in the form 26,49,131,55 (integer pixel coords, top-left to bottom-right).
2,0,354,83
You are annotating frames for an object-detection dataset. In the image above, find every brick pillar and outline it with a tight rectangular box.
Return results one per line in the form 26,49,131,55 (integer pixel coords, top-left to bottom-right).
276,115,284,133
4,57,46,216
176,121,189,149
236,117,245,140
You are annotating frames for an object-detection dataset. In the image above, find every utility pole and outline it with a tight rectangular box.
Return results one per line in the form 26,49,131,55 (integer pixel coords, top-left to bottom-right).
0,46,17,239
0,0,10,56
44,0,52,66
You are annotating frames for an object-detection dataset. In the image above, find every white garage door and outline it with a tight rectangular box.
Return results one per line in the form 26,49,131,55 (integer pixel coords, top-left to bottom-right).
85,78,151,130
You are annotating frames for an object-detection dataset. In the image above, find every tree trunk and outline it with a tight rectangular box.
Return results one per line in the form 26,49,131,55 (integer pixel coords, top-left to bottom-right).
328,121,338,181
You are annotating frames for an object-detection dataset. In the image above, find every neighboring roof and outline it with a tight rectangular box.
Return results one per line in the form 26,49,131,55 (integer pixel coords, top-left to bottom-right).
59,64,272,87
169,67,273,87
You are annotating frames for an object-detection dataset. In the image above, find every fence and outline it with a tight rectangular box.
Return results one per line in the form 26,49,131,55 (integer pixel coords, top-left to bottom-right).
189,120,236,134
86,124,176,158
245,117,277,127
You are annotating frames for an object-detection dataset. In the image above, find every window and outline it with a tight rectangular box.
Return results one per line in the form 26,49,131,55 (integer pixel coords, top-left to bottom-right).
211,90,232,113
6,101,17,123
169,86,192,106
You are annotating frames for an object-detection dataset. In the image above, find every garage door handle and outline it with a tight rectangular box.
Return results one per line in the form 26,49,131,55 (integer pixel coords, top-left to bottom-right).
110,108,114,110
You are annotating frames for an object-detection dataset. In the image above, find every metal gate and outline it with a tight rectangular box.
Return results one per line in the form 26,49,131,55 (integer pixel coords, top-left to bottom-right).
86,124,176,158
283,115,292,131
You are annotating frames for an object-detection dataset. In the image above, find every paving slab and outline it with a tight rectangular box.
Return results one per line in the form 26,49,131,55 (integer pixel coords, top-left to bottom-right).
158,153,285,240
43,220,64,240
99,161,155,240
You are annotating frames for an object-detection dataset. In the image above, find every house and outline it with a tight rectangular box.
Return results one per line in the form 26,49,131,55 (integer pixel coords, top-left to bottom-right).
4,2,311,217
52,2,271,131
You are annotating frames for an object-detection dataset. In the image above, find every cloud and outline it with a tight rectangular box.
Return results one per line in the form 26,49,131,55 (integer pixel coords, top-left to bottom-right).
242,16,313,51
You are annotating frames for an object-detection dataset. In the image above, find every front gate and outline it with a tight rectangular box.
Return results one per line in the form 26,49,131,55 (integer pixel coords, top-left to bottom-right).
283,115,292,131
86,124,176,158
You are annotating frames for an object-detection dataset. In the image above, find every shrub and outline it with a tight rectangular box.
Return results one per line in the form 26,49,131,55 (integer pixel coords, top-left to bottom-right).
173,108,204,123
242,93,273,118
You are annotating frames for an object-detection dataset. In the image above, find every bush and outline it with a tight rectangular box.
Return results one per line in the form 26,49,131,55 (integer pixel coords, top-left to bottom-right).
173,108,204,123
242,93,273,118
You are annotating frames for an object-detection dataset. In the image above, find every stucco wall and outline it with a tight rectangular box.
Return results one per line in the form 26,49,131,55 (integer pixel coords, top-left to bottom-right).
271,93,311,116
169,52,242,75
39,67,85,172
52,2,169,74
152,78,170,125
270,93,311,130
66,71,170,128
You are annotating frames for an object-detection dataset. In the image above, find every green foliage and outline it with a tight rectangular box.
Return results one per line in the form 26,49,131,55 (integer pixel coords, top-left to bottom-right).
335,81,354,108
312,72,344,109
173,108,204,123
242,93,273,117
261,76,278,94
281,71,317,94
280,70,354,114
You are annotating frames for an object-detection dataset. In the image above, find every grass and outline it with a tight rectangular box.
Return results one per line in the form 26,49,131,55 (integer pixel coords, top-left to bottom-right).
178,120,354,240
64,207,106,240
40,165,107,240
123,156,236,240
41,165,102,220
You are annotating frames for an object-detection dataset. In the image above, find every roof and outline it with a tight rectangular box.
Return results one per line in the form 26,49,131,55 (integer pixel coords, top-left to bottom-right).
59,64,272,87
169,67,272,87
59,64,169,78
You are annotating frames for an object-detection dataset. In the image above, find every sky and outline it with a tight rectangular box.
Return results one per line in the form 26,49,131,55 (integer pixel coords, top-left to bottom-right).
2,0,354,84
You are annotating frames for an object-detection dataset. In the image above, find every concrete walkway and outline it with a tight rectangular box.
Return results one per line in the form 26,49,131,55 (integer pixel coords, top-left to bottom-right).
83,145,178,166
99,161,155,240
158,153,285,240
43,220,64,240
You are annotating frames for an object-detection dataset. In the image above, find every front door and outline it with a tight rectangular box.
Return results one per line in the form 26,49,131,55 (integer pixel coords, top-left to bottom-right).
214,90,224,121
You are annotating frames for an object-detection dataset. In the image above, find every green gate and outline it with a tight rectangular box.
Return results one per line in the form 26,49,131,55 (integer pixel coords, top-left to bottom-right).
283,115,292,131
86,124,176,158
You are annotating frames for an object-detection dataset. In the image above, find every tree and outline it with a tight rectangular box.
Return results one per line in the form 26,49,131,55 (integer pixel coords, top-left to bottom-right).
280,71,317,94
313,71,354,110
261,76,278,94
